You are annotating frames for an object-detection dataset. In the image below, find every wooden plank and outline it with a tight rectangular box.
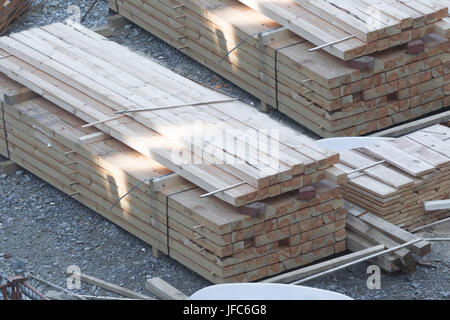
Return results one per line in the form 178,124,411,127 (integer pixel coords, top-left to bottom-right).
0,158,20,175
91,25,118,37
363,140,436,177
77,132,108,145
340,150,414,190
237,0,363,60
424,199,450,211
77,274,154,300
360,0,413,29
345,231,399,272
262,244,385,283
390,136,450,168
413,0,448,23
258,27,294,47
406,131,450,159
295,0,382,42
371,110,450,138
346,214,412,261
348,208,431,256
434,19,450,38
109,14,129,29
0,72,37,104
325,0,402,35
82,115,126,128
145,278,188,300
149,173,184,192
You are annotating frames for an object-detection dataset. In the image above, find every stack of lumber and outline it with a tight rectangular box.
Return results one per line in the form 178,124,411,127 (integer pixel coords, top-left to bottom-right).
108,0,449,137
344,201,430,274
0,84,347,283
336,124,450,231
0,0,32,35
0,24,349,283
262,201,431,282
238,0,448,59
0,22,342,207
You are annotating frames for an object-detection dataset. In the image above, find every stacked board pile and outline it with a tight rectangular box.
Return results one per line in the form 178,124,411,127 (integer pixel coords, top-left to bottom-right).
108,0,449,137
343,201,430,274
0,22,343,207
0,23,348,283
238,0,448,59
336,124,450,231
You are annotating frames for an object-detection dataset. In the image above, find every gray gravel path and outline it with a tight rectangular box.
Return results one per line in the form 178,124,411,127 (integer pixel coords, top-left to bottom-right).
0,0,449,300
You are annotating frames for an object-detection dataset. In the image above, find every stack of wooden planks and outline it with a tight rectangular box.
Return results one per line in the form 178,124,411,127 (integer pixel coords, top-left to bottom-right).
336,124,450,231
238,0,448,59
0,22,343,207
0,81,347,283
0,0,32,35
0,24,350,283
344,201,430,274
262,201,431,281
108,0,449,137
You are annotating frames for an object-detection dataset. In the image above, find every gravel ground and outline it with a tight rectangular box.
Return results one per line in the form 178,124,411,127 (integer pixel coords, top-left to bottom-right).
0,0,449,300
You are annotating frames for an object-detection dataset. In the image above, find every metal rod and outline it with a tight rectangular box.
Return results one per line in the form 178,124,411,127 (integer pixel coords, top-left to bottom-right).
200,181,246,198
412,217,450,233
82,115,125,128
291,238,422,285
420,130,447,135
110,178,151,210
80,294,136,300
27,274,86,300
218,30,264,64
81,0,99,23
114,98,238,114
309,35,356,52
347,160,387,175
21,281,49,300
424,238,450,241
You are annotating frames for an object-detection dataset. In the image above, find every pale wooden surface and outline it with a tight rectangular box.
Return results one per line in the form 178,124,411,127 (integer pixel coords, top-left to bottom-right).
0,23,341,207
237,0,447,60
340,124,450,231
0,85,347,283
145,278,188,300
107,0,449,137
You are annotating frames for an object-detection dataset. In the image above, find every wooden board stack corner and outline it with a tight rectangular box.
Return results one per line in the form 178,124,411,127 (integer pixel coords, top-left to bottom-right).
338,124,450,231
0,24,350,283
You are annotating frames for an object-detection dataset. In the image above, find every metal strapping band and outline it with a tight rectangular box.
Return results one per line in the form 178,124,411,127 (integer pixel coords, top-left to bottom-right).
217,27,282,65
274,41,303,110
109,177,151,210
165,186,199,256
1,103,10,159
